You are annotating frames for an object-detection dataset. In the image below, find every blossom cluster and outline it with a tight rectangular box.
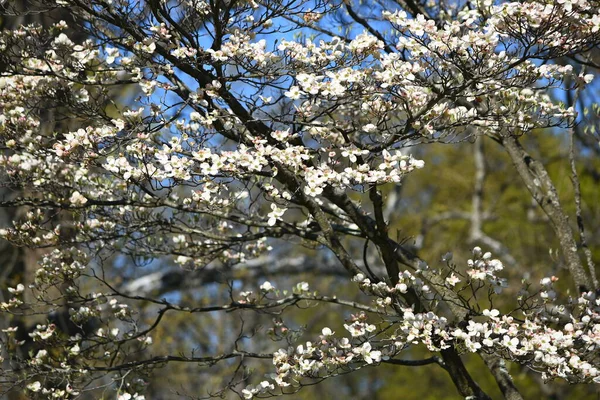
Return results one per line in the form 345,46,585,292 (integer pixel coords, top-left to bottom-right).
239,249,600,397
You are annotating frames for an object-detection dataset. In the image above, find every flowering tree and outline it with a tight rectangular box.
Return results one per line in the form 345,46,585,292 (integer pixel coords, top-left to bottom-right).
0,0,599,398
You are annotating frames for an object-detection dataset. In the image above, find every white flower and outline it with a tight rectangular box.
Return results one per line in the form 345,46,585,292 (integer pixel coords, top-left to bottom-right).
259,381,274,391
69,344,80,355
271,129,291,141
321,327,333,336
54,33,73,46
362,123,377,132
397,283,408,293
482,309,500,318
112,119,126,130
284,86,302,100
445,273,461,287
7,284,24,294
117,394,144,400
294,282,309,293
69,191,88,206
105,47,120,64
27,381,42,392
142,42,156,54
267,204,286,226
353,342,382,364
540,277,553,286
344,321,366,337
176,255,192,265
35,350,48,359
260,281,274,292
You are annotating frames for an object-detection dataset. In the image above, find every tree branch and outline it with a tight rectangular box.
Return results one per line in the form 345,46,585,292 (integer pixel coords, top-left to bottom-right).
501,135,595,291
